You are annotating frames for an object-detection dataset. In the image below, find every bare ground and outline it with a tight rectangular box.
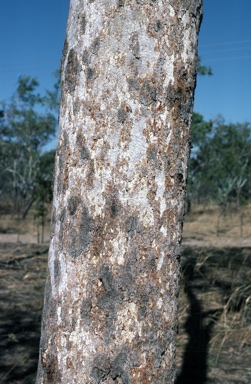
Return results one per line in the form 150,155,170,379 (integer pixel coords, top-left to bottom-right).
0,205,250,383
0,243,48,384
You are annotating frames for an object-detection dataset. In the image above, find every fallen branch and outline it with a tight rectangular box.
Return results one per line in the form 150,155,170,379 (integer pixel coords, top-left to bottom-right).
0,248,48,265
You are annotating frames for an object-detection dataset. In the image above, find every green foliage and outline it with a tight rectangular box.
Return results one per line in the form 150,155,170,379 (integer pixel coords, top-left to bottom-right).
0,75,58,218
17,76,41,105
34,150,55,205
190,112,213,148
43,70,61,111
188,114,251,211
33,150,55,242
197,56,213,76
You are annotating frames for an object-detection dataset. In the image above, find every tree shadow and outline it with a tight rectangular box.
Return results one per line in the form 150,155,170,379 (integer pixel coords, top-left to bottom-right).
0,305,40,384
176,258,221,384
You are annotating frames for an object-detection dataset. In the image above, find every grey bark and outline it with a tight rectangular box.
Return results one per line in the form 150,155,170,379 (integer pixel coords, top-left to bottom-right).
36,1,203,383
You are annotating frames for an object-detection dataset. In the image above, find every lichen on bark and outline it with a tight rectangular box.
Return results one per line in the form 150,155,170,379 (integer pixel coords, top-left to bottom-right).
36,1,203,383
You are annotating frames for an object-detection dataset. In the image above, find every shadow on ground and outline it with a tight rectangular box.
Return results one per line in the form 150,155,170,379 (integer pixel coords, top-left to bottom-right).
0,307,40,384
176,257,221,384
176,246,251,384
0,243,47,384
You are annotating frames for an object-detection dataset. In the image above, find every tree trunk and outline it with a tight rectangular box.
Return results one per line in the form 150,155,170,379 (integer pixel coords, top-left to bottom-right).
36,1,203,383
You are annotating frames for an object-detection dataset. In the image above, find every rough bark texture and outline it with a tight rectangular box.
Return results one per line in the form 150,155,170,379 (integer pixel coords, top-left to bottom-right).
36,1,203,383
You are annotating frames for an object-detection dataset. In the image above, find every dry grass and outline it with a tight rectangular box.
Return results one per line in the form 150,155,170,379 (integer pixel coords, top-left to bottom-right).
175,204,251,382
183,203,251,247
0,204,51,244
176,204,251,383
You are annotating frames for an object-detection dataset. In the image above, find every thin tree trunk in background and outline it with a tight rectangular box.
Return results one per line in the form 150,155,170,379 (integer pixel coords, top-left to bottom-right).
36,1,203,383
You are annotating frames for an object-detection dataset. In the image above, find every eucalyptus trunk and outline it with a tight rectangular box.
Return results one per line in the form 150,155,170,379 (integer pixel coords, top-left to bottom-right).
36,1,203,383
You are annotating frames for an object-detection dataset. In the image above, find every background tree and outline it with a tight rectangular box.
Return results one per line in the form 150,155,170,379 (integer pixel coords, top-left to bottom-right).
186,112,213,211
185,54,213,212
36,1,203,383
197,56,212,76
0,75,58,218
187,116,251,216
33,149,56,243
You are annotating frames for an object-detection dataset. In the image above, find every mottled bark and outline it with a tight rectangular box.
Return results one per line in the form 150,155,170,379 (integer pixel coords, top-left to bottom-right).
37,1,203,383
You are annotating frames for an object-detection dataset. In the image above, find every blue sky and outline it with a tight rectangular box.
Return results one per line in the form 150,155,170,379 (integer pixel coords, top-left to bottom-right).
0,0,69,103
1,0,251,130
196,0,251,123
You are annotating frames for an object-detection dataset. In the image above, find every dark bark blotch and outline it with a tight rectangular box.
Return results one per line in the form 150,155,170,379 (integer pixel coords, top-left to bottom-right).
86,66,96,81
127,78,140,91
77,133,90,161
154,19,163,32
110,196,119,217
117,265,133,298
73,98,80,116
68,195,81,215
110,348,129,383
64,206,95,257
91,354,110,383
118,104,132,123
130,33,140,59
125,215,140,237
58,222,64,251
138,306,147,320
81,298,92,325
54,259,60,284
79,206,95,249
82,49,90,64
147,146,158,164
99,265,115,292
81,145,90,161
80,14,86,34
92,37,100,53
97,266,118,330
59,208,66,222
118,108,127,123
65,49,79,93
139,80,157,106
90,348,130,384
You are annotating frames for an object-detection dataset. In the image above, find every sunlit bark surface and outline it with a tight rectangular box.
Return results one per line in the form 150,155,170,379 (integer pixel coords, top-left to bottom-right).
36,1,203,383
